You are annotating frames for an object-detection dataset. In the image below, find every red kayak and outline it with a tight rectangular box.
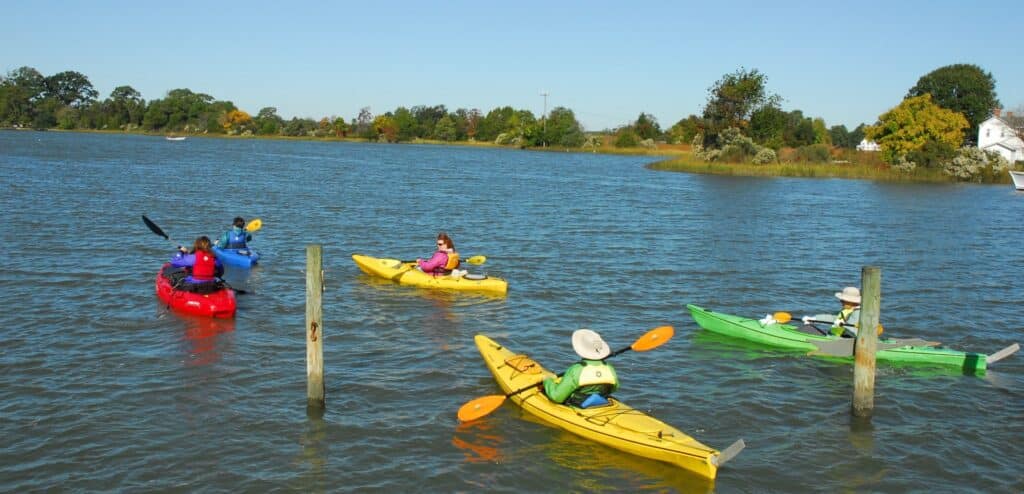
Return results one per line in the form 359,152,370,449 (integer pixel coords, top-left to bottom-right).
155,263,236,318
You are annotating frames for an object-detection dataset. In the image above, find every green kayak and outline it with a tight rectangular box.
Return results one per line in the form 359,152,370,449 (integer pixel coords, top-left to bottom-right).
687,304,1019,374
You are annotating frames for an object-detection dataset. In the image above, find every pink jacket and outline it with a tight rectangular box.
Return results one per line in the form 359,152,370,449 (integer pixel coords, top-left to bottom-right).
417,251,449,274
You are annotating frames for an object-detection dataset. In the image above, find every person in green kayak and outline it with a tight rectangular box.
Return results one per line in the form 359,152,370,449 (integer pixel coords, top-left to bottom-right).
217,217,253,250
802,286,861,337
542,329,619,408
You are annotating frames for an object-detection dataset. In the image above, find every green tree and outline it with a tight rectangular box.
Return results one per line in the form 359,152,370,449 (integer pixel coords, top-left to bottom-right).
634,112,661,140
906,64,999,143
701,67,781,146
749,105,786,149
434,115,456,141
812,118,831,145
0,66,46,125
390,107,417,141
539,107,584,147
254,107,284,135
614,128,639,147
44,71,98,108
865,93,969,165
104,85,145,129
669,115,702,144
829,125,852,148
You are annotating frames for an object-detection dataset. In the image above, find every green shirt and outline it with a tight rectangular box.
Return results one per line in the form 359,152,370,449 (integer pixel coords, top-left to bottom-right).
542,359,619,404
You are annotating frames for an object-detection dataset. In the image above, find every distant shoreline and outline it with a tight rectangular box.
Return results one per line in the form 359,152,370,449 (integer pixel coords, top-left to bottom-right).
4,127,1012,185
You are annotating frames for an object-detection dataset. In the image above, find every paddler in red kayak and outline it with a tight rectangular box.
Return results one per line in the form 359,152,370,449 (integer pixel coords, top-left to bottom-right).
171,236,224,286
542,329,620,408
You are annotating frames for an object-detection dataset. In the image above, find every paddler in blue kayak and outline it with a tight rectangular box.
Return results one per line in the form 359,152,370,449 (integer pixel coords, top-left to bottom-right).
802,286,861,337
543,329,620,408
417,232,460,276
217,216,253,249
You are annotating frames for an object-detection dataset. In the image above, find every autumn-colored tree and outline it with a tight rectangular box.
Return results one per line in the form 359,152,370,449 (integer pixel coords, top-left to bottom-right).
373,114,397,142
221,109,252,132
865,94,968,165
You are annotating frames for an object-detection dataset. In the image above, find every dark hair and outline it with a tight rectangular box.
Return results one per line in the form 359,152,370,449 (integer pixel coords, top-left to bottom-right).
193,236,213,253
437,232,454,250
233,217,245,228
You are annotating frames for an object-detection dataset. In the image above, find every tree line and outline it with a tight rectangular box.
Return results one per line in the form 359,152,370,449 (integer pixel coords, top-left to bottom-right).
678,63,1018,181
0,66,590,147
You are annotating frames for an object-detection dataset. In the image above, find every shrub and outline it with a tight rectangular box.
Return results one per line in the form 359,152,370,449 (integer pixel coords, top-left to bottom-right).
614,129,639,148
752,148,777,164
892,155,917,172
907,140,957,169
945,147,1009,181
794,144,831,162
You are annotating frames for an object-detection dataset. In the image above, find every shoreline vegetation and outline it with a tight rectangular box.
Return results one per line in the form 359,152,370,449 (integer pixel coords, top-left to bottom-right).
7,126,1014,185
2,64,1018,185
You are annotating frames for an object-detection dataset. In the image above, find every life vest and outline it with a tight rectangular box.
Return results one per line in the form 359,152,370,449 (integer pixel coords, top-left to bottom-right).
577,361,618,387
191,250,217,281
566,360,618,407
444,252,460,270
831,307,860,337
226,228,248,249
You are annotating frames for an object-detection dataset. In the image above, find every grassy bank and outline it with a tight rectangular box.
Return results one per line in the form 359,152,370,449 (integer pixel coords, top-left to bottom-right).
648,152,1014,185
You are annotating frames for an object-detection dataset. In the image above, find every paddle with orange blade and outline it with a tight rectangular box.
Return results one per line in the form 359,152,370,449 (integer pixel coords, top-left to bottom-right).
457,325,674,422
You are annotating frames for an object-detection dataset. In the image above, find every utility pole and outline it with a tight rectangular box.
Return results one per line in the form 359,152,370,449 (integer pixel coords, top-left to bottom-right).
540,90,549,147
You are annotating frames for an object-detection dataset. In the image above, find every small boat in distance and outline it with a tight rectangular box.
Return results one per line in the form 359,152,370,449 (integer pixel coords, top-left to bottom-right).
165,136,187,141
1010,170,1024,190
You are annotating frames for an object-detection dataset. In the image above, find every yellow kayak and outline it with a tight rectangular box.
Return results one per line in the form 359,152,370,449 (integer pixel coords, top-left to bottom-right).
473,334,743,480
352,254,508,294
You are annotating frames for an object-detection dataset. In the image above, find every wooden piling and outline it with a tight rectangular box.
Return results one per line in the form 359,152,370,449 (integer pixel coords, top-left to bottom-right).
306,244,325,409
852,266,880,417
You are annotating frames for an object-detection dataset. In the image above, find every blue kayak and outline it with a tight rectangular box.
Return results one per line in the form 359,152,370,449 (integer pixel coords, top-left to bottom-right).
213,246,260,268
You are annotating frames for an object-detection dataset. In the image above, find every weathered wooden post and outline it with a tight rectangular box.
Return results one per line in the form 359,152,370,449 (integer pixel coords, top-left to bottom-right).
306,244,325,410
852,266,880,417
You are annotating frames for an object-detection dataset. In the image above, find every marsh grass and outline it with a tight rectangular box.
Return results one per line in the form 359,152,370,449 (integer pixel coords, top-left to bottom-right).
648,151,1013,184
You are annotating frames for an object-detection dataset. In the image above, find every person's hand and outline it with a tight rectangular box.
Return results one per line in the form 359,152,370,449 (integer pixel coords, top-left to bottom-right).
178,245,187,253
213,239,220,246
802,316,813,325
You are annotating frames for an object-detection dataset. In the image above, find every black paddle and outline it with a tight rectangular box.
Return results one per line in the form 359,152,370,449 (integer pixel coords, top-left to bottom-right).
142,215,248,295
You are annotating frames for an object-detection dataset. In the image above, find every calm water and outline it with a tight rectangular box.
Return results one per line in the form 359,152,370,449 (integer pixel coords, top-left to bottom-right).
1,131,1022,493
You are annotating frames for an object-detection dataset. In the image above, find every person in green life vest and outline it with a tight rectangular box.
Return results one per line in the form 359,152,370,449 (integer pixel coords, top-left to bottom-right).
542,329,619,408
803,286,861,337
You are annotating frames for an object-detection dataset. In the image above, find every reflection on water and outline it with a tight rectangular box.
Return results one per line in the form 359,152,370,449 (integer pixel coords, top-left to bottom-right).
174,313,236,367
452,420,504,464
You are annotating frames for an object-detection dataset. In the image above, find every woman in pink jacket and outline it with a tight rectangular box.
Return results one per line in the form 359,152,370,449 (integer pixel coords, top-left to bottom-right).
417,232,460,275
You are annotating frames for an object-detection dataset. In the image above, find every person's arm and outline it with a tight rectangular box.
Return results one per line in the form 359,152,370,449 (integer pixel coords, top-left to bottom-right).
170,253,196,268
542,363,582,404
417,251,447,271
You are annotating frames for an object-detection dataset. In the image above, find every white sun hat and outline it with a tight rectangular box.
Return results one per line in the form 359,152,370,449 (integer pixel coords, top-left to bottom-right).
835,286,862,304
572,329,610,360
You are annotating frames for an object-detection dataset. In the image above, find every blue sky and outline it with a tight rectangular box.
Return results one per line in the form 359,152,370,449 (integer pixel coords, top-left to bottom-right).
4,0,1022,131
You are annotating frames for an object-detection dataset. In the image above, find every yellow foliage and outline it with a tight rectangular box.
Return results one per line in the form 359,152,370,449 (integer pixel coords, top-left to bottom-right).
221,109,252,131
865,94,967,163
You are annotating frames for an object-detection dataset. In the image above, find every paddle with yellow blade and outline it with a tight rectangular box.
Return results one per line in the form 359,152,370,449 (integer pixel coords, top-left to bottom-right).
457,325,674,423
245,218,262,232
771,311,941,356
401,255,486,265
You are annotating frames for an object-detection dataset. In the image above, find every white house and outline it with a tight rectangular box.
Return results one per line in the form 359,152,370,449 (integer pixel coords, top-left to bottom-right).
978,109,1024,163
856,139,880,152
